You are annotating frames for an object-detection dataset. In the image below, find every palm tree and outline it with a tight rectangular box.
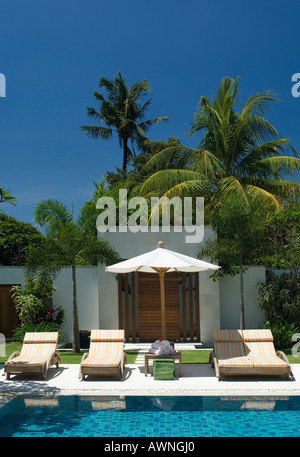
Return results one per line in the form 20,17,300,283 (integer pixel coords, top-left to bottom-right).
198,195,272,329
140,77,300,213
81,71,169,172
0,187,17,208
26,199,119,353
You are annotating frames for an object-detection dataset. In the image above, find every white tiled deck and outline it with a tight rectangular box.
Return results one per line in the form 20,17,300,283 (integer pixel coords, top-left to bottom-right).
1,362,300,397
1,341,299,397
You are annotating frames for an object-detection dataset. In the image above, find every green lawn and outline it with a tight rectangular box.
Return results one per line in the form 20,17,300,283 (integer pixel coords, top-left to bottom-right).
1,343,299,365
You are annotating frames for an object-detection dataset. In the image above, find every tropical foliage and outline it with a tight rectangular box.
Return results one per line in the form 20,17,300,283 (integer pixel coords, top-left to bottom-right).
258,270,300,347
5,74,300,345
105,136,182,200
11,268,66,342
198,195,271,329
26,199,120,352
140,76,300,216
80,74,300,331
12,285,46,327
0,213,45,265
81,71,169,172
260,203,300,282
81,137,184,229
0,187,16,208
263,321,299,349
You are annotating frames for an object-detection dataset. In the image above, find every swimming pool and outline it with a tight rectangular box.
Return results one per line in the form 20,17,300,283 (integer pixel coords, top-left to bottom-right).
0,394,299,437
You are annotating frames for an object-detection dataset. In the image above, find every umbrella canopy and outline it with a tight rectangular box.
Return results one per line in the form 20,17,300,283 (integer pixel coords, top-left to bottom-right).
105,241,220,339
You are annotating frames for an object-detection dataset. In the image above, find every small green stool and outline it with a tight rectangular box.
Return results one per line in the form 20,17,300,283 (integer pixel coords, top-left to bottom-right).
153,359,175,380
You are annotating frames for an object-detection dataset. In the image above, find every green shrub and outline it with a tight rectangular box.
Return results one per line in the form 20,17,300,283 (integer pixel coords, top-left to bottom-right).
11,278,65,328
11,286,45,326
263,321,299,349
258,270,300,327
13,323,68,344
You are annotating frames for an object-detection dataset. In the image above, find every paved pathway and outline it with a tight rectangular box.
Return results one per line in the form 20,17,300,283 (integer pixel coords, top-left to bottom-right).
1,363,300,397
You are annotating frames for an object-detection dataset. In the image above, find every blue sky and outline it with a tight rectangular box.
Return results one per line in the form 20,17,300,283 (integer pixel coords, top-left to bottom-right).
1,0,300,224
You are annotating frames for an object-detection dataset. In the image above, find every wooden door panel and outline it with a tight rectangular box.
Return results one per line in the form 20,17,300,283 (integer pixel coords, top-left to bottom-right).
138,272,180,341
0,285,19,338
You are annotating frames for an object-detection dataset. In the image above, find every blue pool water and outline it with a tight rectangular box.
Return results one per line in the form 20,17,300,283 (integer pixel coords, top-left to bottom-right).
0,394,299,437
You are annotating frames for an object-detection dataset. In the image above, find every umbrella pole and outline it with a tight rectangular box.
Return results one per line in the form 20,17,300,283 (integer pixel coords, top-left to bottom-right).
158,269,167,339
153,266,170,340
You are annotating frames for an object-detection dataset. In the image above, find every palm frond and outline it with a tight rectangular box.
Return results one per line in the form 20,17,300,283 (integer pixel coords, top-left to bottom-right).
93,92,105,103
99,76,117,99
193,148,227,178
242,91,279,117
238,138,293,173
140,169,201,197
0,187,17,206
86,107,101,121
142,145,195,171
254,156,300,178
138,116,169,133
80,125,113,140
217,176,251,205
241,177,300,199
129,79,150,101
213,76,240,114
246,176,300,187
137,99,152,118
163,179,213,199
34,199,73,226
243,184,282,212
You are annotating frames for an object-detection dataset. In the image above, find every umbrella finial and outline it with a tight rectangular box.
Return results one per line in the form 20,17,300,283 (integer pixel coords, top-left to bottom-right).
158,241,164,248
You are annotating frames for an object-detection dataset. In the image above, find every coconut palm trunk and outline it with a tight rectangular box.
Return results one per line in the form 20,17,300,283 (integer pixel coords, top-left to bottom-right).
122,138,129,173
239,262,245,330
72,264,80,353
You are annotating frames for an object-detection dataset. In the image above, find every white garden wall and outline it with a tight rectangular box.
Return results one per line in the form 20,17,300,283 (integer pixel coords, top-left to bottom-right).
219,266,266,330
0,241,267,346
52,266,99,340
0,266,99,341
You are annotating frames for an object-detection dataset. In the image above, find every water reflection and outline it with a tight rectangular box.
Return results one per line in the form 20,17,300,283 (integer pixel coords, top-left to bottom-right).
0,394,299,437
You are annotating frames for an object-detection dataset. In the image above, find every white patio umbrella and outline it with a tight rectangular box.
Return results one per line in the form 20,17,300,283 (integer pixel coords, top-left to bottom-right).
106,241,220,339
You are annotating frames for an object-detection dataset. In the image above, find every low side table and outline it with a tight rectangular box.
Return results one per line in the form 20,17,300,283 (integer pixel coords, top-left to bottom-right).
144,353,182,377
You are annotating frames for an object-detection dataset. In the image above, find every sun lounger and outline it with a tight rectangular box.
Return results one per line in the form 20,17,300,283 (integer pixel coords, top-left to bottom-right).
210,330,253,380
79,329,126,380
4,332,61,380
242,329,291,379
210,329,291,380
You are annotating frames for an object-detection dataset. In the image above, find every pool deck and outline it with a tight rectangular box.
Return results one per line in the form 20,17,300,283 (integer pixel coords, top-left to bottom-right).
1,362,300,397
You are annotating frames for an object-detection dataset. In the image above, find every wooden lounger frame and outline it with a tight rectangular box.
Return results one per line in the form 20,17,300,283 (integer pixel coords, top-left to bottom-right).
5,351,61,380
79,329,127,380
80,351,126,380
4,332,61,380
210,329,291,381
